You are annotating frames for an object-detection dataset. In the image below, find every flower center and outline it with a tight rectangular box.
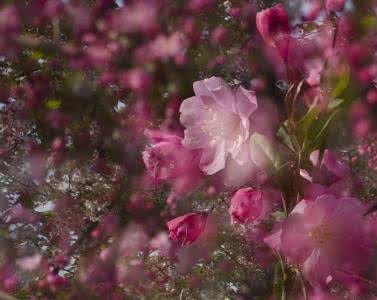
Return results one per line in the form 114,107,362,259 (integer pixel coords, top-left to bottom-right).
200,105,241,141
309,223,336,245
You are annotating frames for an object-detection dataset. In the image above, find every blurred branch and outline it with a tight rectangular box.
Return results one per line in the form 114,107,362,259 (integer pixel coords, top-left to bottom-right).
0,290,19,300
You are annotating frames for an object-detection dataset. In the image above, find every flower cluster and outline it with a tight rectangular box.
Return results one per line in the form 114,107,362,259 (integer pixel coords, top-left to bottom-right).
1,0,377,299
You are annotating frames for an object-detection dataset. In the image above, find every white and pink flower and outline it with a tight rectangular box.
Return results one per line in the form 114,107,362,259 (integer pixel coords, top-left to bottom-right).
179,77,265,186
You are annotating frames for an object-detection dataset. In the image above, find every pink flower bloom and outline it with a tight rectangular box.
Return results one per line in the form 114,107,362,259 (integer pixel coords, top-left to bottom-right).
16,254,42,271
179,77,258,181
256,4,290,48
229,187,280,225
326,0,345,13
150,32,186,60
119,68,151,95
302,150,359,199
264,194,373,287
210,26,229,45
167,213,207,246
300,0,322,21
134,32,187,64
110,1,158,34
143,129,202,194
308,289,342,300
186,0,214,12
6,204,38,224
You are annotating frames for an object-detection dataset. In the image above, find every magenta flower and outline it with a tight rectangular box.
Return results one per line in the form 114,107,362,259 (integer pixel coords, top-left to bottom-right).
308,289,342,300
229,187,280,225
264,194,372,287
110,1,158,34
302,150,360,199
179,77,258,181
142,129,202,194
119,68,151,95
326,0,345,13
256,4,290,48
166,213,207,246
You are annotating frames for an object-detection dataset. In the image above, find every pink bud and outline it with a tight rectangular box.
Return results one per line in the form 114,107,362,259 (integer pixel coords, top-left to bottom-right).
166,213,207,246
256,4,290,47
229,188,279,225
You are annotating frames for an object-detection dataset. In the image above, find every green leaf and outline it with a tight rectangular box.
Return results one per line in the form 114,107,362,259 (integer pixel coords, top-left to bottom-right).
361,16,377,30
331,65,350,98
297,104,320,135
277,125,295,152
271,211,286,221
327,98,344,111
314,110,339,141
46,99,62,110
250,133,280,170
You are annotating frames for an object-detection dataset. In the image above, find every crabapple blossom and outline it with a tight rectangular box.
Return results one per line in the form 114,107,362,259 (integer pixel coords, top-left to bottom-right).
166,213,207,246
1,0,377,299
179,77,266,186
142,129,202,194
326,0,346,13
264,194,373,287
256,4,290,48
229,187,280,225
302,150,360,199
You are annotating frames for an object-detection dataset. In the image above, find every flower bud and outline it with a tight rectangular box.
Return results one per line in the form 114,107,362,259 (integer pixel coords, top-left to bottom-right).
166,213,207,246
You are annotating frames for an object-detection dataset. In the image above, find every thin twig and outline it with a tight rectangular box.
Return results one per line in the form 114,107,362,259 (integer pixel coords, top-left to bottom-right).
296,269,308,300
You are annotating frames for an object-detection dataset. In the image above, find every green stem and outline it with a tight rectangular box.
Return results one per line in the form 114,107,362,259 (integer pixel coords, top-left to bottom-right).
296,269,308,300
274,251,287,300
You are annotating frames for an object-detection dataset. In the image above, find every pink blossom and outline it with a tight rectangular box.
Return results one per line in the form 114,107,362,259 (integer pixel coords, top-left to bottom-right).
119,68,151,94
142,129,202,194
16,254,42,271
150,32,186,60
300,0,322,21
6,204,38,224
308,289,342,300
186,0,214,12
166,213,207,246
302,150,358,199
110,1,158,34
179,77,259,185
210,26,229,45
135,32,187,64
149,232,174,257
326,0,345,13
256,4,290,48
229,187,280,225
264,194,373,287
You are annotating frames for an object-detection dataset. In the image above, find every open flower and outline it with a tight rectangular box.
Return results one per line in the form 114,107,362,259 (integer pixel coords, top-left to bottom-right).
167,213,207,246
179,77,260,186
264,194,372,287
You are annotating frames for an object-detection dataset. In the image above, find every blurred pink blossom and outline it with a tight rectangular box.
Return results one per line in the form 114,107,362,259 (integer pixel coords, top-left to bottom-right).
143,129,202,194
326,0,345,13
302,150,359,199
264,194,372,287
